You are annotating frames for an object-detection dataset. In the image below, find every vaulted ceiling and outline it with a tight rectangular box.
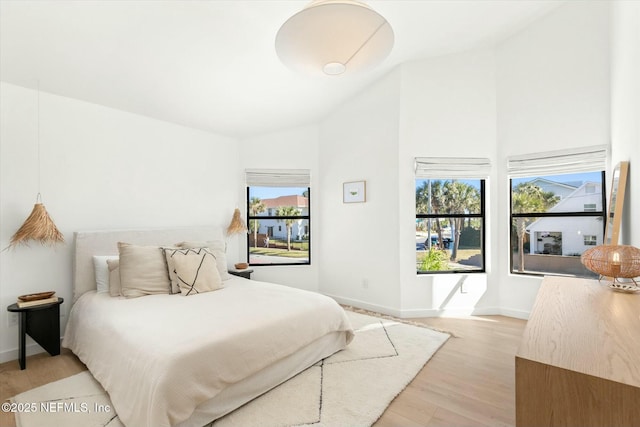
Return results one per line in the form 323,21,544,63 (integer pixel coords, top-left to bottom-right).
1,1,563,138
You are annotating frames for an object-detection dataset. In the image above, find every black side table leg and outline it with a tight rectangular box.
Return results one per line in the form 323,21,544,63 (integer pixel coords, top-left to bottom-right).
18,312,26,370
26,305,61,357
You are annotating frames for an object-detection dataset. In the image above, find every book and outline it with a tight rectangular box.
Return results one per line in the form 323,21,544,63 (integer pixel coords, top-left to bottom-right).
17,296,59,308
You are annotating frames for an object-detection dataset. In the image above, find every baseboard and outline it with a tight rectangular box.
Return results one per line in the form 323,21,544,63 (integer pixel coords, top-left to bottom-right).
0,338,62,364
324,294,404,318
399,306,501,318
400,307,530,319
325,293,531,320
498,307,530,320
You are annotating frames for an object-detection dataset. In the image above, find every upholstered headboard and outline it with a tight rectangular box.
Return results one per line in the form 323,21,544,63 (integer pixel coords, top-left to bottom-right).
72,226,224,303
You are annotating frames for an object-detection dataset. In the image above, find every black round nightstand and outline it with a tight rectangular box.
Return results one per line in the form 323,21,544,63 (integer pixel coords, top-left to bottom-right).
7,297,64,370
229,269,253,279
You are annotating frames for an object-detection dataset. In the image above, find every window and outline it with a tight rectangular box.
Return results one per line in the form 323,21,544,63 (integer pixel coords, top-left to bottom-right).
415,157,489,274
584,235,597,246
509,170,606,277
508,146,607,277
246,169,310,266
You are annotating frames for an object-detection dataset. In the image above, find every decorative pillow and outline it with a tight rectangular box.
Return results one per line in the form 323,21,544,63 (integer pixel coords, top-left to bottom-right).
93,256,119,293
118,242,171,298
162,247,186,294
176,240,231,280
169,247,223,296
107,259,121,297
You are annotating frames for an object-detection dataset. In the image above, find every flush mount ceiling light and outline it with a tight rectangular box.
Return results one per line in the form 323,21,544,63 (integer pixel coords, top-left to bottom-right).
275,0,394,76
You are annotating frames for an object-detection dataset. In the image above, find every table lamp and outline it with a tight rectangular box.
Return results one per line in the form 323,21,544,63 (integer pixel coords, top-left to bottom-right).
581,244,640,291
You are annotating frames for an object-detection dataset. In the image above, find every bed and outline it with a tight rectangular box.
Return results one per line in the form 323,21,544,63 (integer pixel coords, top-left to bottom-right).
62,227,354,427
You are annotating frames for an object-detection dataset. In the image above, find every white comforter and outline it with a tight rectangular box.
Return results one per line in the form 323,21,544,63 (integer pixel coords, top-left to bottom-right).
62,278,353,427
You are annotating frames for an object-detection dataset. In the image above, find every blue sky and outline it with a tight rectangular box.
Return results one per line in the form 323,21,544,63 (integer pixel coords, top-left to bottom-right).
511,171,602,188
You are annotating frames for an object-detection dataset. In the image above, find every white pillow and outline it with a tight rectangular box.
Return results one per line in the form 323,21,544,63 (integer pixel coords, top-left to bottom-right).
93,255,119,293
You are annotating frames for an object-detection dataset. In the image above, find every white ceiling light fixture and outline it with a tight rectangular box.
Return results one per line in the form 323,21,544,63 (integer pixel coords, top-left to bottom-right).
275,0,394,76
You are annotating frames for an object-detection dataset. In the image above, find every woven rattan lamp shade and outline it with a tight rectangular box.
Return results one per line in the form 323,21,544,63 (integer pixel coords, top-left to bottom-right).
581,245,640,279
226,208,247,236
9,201,64,248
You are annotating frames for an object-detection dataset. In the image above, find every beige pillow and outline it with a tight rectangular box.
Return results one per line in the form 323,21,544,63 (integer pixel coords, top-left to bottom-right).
107,259,121,297
171,248,222,296
176,240,231,280
162,247,188,294
118,242,171,298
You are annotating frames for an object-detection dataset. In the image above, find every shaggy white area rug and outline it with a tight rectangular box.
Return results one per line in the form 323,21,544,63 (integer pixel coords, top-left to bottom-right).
12,311,449,427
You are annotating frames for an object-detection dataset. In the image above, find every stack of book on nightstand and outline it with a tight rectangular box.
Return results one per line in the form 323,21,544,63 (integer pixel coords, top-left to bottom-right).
17,291,58,308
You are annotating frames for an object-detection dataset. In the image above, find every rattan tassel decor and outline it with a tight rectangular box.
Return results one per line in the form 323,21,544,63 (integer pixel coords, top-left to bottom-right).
226,208,247,236
9,196,64,248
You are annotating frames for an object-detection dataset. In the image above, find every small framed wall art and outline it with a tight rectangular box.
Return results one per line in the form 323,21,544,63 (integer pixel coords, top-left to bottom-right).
343,180,366,203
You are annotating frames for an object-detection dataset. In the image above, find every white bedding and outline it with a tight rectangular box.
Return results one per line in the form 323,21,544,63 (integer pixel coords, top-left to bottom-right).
62,277,353,427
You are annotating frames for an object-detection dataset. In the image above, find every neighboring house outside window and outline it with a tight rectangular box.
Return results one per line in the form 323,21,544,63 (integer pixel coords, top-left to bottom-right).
510,172,605,277
245,169,311,266
584,235,597,246
507,146,608,278
247,188,310,266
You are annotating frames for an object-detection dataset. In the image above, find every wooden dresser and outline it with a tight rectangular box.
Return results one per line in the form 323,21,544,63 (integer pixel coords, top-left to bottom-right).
516,276,640,427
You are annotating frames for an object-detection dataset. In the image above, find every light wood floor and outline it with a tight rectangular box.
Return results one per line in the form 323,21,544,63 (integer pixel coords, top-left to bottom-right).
375,315,526,427
0,315,526,427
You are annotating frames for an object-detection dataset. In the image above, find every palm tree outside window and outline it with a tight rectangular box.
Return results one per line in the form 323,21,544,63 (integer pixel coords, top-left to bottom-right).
246,186,310,266
415,179,485,273
509,171,605,277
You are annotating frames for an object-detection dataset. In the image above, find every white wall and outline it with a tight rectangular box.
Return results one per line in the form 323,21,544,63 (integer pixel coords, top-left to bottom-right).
610,0,640,246
276,48,499,318
314,1,611,319
319,70,402,315
397,49,499,316
238,50,498,317
0,0,622,365
496,1,611,317
0,82,239,362
238,125,320,292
